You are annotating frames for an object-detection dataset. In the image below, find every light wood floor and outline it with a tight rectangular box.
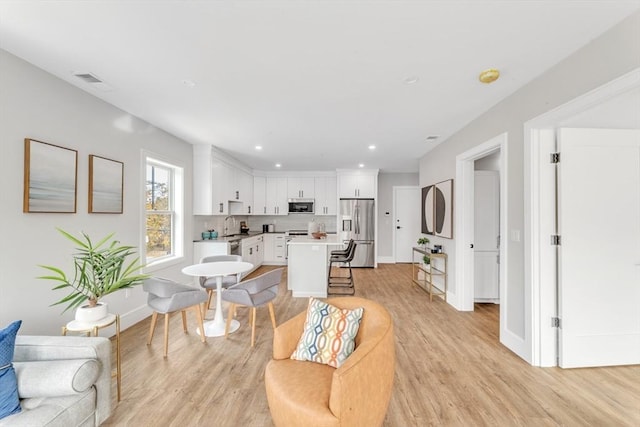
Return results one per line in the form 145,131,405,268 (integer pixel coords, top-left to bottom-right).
103,264,640,426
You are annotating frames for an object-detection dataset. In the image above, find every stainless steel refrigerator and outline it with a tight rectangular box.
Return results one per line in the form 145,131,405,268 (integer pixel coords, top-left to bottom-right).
339,198,375,267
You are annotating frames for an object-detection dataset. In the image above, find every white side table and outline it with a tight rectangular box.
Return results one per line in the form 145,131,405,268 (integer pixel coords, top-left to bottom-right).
62,314,121,402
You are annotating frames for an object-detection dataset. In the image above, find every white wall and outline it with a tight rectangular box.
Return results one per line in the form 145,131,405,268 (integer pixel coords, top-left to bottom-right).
0,49,194,335
419,11,640,349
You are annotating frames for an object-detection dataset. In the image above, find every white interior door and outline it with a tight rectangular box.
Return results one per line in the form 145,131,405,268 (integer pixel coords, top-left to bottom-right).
474,171,500,301
394,186,420,263
558,128,640,368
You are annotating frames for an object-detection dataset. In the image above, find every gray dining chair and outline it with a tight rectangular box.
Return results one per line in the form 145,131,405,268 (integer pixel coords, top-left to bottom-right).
143,277,208,357
222,268,284,347
198,255,244,313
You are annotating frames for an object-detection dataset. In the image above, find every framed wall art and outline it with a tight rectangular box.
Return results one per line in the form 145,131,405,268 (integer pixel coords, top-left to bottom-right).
421,185,434,235
434,179,453,239
23,138,78,213
89,155,124,214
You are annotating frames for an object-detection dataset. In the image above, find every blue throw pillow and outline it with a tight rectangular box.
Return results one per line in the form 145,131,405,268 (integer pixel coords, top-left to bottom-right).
0,320,22,420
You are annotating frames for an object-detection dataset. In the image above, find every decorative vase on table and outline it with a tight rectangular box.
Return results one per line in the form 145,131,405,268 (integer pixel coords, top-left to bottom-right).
75,302,109,322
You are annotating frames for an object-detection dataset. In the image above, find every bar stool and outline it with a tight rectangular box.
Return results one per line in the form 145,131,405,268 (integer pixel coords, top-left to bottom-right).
330,239,354,257
328,241,357,295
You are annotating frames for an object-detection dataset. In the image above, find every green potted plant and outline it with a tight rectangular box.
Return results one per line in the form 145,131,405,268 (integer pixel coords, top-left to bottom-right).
422,254,431,266
417,236,430,249
39,228,149,321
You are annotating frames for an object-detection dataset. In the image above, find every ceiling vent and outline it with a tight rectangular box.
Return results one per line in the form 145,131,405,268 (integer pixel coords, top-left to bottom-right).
74,73,102,83
73,72,114,91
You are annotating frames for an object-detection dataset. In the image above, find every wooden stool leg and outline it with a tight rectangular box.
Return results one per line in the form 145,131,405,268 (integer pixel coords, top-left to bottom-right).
205,290,214,317
115,315,121,402
268,302,277,329
251,307,257,347
194,305,206,343
225,303,235,338
163,313,170,358
181,310,188,333
148,312,158,346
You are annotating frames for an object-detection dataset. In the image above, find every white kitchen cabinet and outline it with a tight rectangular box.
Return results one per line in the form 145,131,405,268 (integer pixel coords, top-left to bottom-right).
253,176,267,215
338,172,377,198
193,144,253,215
314,176,337,215
211,157,232,215
240,235,264,273
287,177,315,199
228,168,253,207
266,177,288,215
263,233,286,265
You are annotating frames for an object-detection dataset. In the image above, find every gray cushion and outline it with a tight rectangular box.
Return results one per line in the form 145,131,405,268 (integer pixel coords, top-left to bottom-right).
15,359,100,398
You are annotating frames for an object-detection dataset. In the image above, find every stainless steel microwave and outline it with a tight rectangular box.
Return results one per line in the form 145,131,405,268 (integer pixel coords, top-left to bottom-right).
288,198,314,214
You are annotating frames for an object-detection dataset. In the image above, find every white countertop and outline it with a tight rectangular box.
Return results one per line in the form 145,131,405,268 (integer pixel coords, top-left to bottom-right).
288,234,343,245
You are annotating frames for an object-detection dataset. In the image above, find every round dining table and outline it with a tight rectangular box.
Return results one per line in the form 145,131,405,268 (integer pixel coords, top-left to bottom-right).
182,261,254,337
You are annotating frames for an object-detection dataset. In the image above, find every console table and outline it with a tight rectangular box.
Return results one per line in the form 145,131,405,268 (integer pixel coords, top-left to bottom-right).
412,247,447,302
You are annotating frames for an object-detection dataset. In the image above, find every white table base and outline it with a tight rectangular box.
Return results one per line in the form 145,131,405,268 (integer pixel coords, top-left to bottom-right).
196,275,239,337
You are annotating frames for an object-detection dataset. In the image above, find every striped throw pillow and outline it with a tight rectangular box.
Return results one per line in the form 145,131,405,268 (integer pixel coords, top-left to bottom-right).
291,298,363,368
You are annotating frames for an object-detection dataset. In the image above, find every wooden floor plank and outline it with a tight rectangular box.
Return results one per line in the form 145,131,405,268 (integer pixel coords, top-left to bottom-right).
103,264,640,426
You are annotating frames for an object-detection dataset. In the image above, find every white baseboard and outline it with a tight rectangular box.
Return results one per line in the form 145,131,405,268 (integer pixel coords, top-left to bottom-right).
377,256,395,264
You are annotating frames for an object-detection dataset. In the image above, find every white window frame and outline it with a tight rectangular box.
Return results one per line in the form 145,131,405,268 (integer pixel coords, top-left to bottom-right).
142,152,184,271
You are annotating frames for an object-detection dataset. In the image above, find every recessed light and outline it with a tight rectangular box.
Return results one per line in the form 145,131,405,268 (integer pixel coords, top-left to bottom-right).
182,79,196,87
368,145,376,150
358,163,365,168
275,163,281,168
404,76,419,85
478,69,500,84
255,145,263,151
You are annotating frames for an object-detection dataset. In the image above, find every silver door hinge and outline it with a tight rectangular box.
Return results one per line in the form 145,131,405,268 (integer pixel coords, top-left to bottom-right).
550,152,560,163
551,317,561,328
551,235,561,245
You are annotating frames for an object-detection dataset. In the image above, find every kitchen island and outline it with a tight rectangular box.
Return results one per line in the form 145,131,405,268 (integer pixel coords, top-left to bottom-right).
287,234,344,298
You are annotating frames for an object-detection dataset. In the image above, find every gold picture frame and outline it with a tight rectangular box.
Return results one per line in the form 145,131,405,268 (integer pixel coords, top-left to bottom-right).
23,138,78,213
89,155,124,214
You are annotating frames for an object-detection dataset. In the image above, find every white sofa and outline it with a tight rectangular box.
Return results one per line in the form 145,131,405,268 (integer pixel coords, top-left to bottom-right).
0,336,112,426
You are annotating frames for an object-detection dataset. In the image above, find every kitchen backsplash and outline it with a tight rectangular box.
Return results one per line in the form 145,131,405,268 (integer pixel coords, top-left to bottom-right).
193,214,337,240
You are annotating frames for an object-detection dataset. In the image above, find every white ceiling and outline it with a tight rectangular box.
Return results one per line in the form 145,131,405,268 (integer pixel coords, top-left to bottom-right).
1,1,638,172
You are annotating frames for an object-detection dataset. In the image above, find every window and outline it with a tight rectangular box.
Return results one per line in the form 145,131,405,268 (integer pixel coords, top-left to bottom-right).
145,156,183,265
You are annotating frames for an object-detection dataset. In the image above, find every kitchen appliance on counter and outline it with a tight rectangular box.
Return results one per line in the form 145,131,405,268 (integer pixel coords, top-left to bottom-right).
240,221,249,234
262,224,276,233
288,198,314,214
339,198,375,267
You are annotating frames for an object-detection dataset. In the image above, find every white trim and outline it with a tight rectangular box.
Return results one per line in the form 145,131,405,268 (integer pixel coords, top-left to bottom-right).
377,256,395,264
524,68,640,366
455,133,523,359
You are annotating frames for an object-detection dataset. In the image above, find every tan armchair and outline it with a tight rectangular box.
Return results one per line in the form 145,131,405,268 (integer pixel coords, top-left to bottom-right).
264,297,395,427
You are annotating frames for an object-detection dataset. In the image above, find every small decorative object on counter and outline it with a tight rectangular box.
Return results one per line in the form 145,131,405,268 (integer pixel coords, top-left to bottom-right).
210,230,218,239
202,231,211,240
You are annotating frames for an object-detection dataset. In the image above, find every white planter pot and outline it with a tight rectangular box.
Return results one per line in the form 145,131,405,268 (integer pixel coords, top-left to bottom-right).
75,302,108,323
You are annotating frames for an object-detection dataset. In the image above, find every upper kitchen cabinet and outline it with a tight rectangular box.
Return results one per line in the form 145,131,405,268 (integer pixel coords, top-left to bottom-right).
314,176,337,215
227,167,253,214
287,177,315,199
193,144,253,215
253,176,267,215
266,177,288,215
337,170,379,199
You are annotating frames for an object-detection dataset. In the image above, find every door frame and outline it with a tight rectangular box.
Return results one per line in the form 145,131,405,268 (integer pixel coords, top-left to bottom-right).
454,135,508,295
392,185,420,263
525,67,640,366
